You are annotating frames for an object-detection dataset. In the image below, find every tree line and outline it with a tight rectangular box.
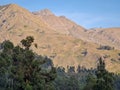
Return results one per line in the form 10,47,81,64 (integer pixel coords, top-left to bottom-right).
0,36,120,90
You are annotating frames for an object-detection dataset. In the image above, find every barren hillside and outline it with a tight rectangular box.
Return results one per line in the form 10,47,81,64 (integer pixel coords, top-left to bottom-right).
33,9,85,35
0,4,120,73
86,28,120,49
33,9,120,50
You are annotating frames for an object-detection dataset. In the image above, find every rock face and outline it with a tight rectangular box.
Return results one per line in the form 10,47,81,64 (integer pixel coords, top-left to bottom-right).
0,4,120,73
33,9,55,16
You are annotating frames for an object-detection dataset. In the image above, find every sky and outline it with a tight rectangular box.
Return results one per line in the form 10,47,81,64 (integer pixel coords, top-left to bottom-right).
0,0,120,29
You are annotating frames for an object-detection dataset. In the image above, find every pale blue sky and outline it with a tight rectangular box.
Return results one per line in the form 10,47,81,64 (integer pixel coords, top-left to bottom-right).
0,0,120,29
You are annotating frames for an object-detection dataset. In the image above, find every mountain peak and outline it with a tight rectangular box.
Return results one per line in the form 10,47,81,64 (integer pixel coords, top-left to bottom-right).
0,3,29,13
7,3,18,7
33,9,54,16
5,4,21,9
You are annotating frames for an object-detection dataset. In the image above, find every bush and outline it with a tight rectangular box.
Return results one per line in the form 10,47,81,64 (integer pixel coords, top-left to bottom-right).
97,45,114,50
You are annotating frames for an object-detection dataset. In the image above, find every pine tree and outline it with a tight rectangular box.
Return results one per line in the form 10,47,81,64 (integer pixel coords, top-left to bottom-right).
93,57,114,90
0,36,57,90
83,73,96,90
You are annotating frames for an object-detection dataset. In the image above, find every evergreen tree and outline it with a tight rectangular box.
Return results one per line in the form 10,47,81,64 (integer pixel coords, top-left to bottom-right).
0,36,57,90
21,36,34,50
93,57,114,90
83,73,96,90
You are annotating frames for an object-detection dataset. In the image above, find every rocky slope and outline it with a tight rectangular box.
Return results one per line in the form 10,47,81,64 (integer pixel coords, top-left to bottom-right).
33,9,120,50
0,4,120,73
33,9,86,35
86,28,120,49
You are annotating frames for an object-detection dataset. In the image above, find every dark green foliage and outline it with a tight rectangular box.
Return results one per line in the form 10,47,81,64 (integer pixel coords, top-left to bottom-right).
83,58,115,90
1,40,14,52
0,36,118,90
118,53,120,56
34,43,38,48
53,66,91,90
83,73,96,90
53,73,81,90
25,84,32,90
67,66,75,73
114,74,120,90
54,62,117,90
0,36,56,90
21,36,34,50
93,57,114,90
81,49,88,56
66,76,80,90
97,45,114,50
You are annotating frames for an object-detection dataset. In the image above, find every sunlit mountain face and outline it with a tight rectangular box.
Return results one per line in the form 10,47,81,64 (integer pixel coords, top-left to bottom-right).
0,4,120,73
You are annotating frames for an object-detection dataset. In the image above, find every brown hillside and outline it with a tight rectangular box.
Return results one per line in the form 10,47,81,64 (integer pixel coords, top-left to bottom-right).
33,9,85,35
86,28,120,49
0,4,120,73
33,9,120,50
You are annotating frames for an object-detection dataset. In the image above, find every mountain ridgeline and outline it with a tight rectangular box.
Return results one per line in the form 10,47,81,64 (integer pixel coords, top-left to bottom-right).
0,4,120,73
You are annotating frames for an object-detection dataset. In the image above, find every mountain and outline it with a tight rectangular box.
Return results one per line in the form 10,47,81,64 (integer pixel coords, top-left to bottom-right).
68,26,120,49
0,4,51,31
33,9,86,35
86,28,120,49
0,4,60,43
33,10,120,50
0,4,120,73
